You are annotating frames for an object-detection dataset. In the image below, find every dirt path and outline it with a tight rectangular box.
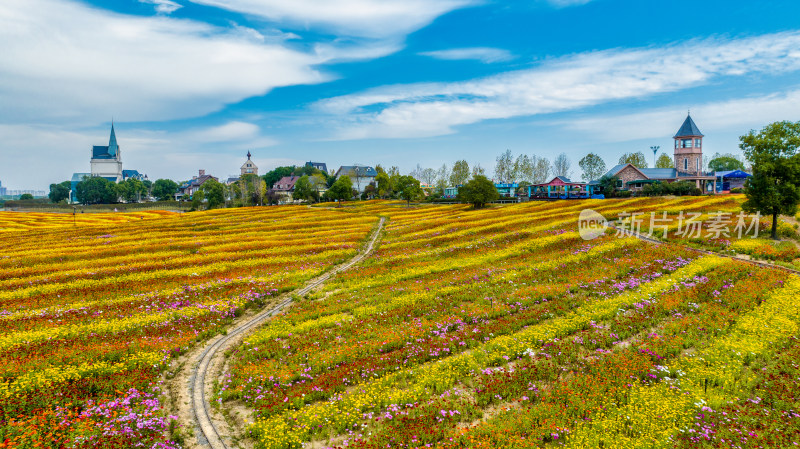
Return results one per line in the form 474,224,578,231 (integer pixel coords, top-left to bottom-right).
170,217,385,449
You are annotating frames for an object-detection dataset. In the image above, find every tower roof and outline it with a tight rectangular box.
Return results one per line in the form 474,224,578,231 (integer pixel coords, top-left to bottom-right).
674,114,703,137
108,122,118,156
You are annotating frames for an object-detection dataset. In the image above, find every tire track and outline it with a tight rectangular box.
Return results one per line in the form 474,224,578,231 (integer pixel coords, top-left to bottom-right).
188,217,385,448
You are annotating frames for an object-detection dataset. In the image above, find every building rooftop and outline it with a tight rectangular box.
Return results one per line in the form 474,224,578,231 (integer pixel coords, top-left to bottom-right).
639,168,678,179
674,114,703,137
336,165,378,177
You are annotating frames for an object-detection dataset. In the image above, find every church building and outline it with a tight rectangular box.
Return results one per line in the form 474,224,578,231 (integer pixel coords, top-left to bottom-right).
70,124,146,202
90,123,123,182
241,151,258,176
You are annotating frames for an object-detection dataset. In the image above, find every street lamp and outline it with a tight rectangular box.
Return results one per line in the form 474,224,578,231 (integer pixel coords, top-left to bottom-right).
650,145,660,168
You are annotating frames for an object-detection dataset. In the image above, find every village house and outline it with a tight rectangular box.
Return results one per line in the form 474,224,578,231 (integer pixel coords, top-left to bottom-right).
334,165,377,193
178,170,218,199
592,114,716,193
272,175,300,204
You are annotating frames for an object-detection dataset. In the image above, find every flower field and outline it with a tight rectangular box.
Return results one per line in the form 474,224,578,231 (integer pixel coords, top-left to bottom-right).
3,197,799,449
218,197,800,449
0,207,378,448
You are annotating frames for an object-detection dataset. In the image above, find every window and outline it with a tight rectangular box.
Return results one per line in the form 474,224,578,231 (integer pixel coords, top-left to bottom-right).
694,138,701,148
682,139,692,148
684,158,688,170
675,140,679,149
696,159,700,171
616,180,623,188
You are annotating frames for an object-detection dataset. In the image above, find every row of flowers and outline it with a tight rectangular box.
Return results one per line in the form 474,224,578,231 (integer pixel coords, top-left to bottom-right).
0,206,379,448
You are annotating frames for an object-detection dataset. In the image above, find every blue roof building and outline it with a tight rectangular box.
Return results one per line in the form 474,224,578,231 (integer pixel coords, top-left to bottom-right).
335,165,378,193
70,123,148,203
306,161,328,173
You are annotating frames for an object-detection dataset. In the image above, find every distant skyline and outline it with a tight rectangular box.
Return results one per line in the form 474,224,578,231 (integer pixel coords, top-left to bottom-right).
2,0,800,190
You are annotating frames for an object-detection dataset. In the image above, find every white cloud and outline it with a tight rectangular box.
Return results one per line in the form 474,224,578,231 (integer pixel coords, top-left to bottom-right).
0,0,333,125
556,90,800,142
184,0,475,38
420,47,514,63
186,121,261,142
316,31,800,140
139,0,183,14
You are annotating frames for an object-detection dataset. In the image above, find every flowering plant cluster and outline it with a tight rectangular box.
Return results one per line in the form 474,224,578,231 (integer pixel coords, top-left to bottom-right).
209,198,800,449
0,206,377,448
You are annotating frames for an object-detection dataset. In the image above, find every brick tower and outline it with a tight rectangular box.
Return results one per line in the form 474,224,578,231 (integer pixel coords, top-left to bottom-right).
674,113,704,176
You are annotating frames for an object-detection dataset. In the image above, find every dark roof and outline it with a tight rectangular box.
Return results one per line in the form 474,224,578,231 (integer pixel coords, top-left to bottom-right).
603,164,628,178
306,161,328,172
108,123,118,157
555,176,571,183
92,124,119,159
92,145,113,159
674,114,703,137
639,168,678,179
336,166,378,177
626,179,661,185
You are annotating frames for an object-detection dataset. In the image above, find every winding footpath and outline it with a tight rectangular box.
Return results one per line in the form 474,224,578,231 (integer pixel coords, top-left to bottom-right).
184,217,385,449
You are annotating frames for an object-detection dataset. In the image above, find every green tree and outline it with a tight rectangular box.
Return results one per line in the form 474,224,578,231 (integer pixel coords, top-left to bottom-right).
19,193,34,200
531,156,551,184
655,153,674,168
48,181,71,203
293,175,312,202
142,179,153,199
450,160,470,186
191,189,205,211
512,154,534,183
151,179,178,201
494,150,514,183
598,175,621,197
262,166,296,189
76,177,117,204
328,175,353,205
619,152,648,168
201,179,225,209
741,121,800,239
708,152,746,172
120,178,146,203
375,169,392,198
240,174,264,206
395,175,422,206
363,183,377,200
435,164,449,192
578,153,607,182
457,175,499,208
310,174,326,198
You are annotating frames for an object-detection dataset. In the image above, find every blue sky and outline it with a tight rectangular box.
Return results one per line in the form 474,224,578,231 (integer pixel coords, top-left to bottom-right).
2,0,800,189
